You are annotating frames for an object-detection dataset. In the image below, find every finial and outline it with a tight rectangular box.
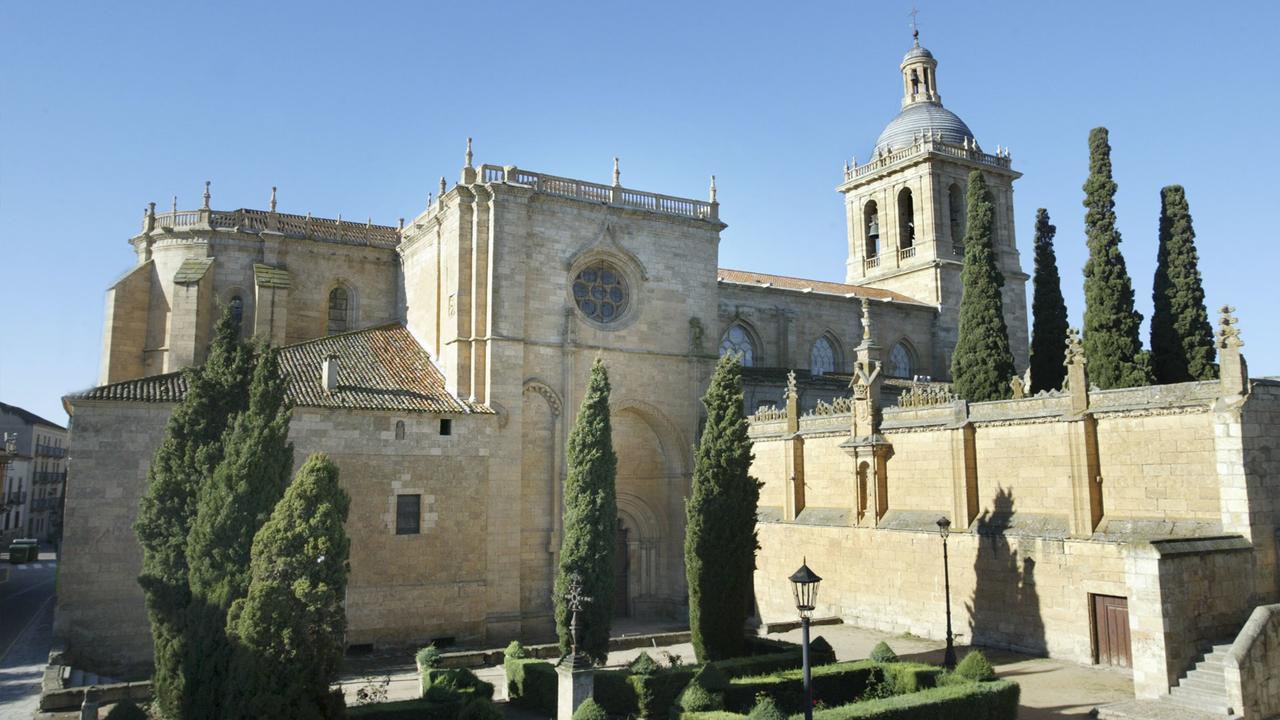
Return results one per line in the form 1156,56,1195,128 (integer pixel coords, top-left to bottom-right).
269,186,277,212
439,176,447,198
366,217,372,228
612,157,620,187
785,369,798,400
428,192,434,208
1065,327,1085,365
398,217,405,231
147,202,156,217
909,5,920,44
465,137,473,168
202,180,211,209
1218,306,1244,348
860,297,874,342
171,195,177,214
709,175,717,203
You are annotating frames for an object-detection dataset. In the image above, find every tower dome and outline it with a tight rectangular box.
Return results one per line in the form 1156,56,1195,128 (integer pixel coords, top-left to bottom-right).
872,36,976,155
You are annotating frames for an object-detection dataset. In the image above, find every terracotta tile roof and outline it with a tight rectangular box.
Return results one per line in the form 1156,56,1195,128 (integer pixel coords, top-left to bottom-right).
0,401,67,430
69,324,489,415
716,268,927,305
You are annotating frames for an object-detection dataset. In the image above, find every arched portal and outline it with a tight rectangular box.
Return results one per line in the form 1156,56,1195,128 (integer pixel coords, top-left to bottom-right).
610,401,688,618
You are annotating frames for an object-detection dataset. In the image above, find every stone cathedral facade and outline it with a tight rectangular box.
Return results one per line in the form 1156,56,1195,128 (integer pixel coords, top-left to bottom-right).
59,39,1035,674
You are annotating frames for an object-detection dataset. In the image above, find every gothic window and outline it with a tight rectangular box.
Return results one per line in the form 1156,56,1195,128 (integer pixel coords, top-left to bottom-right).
394,421,406,440
719,323,756,367
810,336,836,376
948,183,965,250
897,187,915,249
863,201,880,258
395,494,421,535
572,260,629,324
327,287,349,335
887,342,913,378
229,295,244,329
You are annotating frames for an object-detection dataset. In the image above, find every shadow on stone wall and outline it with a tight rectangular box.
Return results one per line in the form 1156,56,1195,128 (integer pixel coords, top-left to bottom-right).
965,486,1047,656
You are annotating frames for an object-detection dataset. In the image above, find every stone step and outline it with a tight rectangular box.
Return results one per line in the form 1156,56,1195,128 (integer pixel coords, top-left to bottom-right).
1166,685,1232,715
1180,673,1226,694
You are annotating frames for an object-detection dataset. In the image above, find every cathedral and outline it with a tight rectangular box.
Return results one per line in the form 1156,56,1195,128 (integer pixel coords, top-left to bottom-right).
59,37,1031,674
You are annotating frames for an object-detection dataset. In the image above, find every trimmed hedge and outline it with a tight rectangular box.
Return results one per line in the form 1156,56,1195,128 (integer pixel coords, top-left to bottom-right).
724,661,939,714
710,636,834,679
422,668,495,701
684,680,1018,720
347,698,463,720
504,659,557,716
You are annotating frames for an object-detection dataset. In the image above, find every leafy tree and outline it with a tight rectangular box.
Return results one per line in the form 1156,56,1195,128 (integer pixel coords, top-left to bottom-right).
1151,185,1216,383
950,170,1017,401
1028,209,1070,393
134,309,253,718
1082,128,1151,388
685,353,759,661
183,347,294,718
554,358,618,664
225,453,351,720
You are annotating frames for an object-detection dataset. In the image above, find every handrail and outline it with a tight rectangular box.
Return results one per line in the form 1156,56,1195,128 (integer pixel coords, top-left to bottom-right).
478,164,716,221
845,138,1013,182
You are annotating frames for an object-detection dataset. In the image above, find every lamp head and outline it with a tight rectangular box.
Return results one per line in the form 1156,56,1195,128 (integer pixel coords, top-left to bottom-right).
788,559,823,618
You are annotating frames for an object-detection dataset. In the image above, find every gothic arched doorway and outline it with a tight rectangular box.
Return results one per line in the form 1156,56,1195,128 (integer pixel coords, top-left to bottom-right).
614,522,630,617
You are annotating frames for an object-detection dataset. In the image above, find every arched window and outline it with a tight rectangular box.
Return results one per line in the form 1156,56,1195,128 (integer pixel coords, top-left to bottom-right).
897,187,915,249
229,295,244,329
327,287,349,335
948,183,965,250
810,336,836,376
886,342,913,378
863,201,880,259
719,323,756,367
394,420,406,440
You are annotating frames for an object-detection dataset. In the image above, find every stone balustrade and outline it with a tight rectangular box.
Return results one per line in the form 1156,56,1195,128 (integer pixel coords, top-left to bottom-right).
478,164,718,222
843,137,1013,183
145,208,401,248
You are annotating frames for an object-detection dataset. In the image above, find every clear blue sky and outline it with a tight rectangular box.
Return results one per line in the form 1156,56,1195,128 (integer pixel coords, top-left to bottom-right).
3,1,1277,425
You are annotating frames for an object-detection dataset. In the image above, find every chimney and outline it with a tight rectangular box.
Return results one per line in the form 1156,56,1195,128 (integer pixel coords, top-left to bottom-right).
323,354,340,394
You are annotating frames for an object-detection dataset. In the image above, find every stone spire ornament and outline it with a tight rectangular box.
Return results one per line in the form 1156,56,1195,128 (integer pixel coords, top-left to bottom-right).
612,157,620,187
465,137,473,169
1217,306,1249,397
202,180,211,209
269,186,277,213
709,175,717,203
439,176,447,198
171,196,178,214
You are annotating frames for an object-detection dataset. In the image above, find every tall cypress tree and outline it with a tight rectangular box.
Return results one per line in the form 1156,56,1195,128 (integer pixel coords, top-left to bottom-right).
950,170,1017,402
685,353,759,662
226,453,351,720
1150,185,1216,383
1029,209,1070,393
134,309,253,718
554,358,618,664
183,346,295,719
1081,127,1151,389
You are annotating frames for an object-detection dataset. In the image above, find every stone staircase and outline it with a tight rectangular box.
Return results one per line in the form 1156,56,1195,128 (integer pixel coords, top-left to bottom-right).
62,665,117,688
1162,643,1236,717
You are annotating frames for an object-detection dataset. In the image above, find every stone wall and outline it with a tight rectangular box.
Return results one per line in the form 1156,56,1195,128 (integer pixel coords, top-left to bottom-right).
749,376,1280,699
56,400,497,676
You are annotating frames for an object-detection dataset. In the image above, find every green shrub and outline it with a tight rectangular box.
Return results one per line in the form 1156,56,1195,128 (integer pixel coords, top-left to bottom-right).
679,682,725,712
691,664,730,693
725,661,880,713
104,701,149,720
505,659,557,715
346,697,462,720
504,641,528,661
747,696,786,720
459,698,503,720
417,644,443,670
422,667,494,701
809,679,1019,720
629,667,696,718
681,713,744,720
809,636,837,665
629,651,661,675
573,698,610,720
869,642,898,663
879,663,939,694
954,651,996,682
593,669,638,716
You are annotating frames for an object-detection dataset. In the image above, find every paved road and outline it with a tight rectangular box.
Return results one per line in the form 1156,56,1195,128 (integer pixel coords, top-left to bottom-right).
0,550,58,720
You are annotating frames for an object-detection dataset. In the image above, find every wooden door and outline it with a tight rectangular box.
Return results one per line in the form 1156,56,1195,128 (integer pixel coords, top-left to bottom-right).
614,525,630,617
1092,594,1132,667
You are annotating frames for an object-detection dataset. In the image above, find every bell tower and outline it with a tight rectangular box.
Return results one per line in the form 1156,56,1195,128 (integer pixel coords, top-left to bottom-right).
837,33,1029,376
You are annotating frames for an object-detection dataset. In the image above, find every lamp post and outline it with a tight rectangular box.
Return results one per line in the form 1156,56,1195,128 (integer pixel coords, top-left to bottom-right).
789,559,822,720
936,516,957,670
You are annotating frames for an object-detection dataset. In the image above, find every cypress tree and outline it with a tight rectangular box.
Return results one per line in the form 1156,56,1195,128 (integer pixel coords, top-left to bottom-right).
1150,185,1216,383
183,346,295,718
1081,127,1151,388
950,170,1017,402
134,309,253,718
226,453,351,720
1028,209,1070,393
685,353,759,662
554,358,618,664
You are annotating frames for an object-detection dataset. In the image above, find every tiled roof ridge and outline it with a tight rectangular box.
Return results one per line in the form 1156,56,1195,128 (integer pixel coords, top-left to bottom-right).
0,401,68,430
716,268,926,305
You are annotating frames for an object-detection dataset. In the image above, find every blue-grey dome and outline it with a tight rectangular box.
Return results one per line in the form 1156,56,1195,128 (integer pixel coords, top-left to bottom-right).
903,45,933,62
873,102,974,155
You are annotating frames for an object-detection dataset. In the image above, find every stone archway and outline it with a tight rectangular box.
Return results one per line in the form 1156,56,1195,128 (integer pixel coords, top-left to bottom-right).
610,401,689,618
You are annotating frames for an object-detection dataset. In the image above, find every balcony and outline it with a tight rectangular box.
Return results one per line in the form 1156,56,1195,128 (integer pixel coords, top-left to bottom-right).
898,246,917,262
33,471,67,485
31,497,61,512
864,255,881,271
6,491,27,505
35,445,66,458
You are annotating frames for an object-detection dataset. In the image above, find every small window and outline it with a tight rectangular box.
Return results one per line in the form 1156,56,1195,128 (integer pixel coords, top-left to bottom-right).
395,494,421,535
394,421,406,440
439,418,452,436
328,287,350,335
229,295,244,328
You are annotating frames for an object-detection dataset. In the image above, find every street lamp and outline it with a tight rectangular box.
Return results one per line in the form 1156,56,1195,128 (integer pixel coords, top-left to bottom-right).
789,559,822,720
936,516,957,670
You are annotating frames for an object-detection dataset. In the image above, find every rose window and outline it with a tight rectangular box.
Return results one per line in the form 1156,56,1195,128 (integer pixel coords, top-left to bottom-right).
572,261,629,324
